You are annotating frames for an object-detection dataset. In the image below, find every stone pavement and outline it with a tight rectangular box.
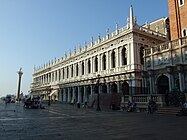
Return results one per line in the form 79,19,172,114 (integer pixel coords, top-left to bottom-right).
0,101,187,140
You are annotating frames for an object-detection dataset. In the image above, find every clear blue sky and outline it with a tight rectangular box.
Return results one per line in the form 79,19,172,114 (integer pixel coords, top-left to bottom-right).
0,0,168,97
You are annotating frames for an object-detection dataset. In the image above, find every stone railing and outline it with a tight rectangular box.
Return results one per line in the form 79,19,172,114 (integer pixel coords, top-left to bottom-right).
121,94,165,108
182,36,187,45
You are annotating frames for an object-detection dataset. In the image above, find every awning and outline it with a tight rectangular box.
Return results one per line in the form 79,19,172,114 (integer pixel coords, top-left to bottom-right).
49,90,57,96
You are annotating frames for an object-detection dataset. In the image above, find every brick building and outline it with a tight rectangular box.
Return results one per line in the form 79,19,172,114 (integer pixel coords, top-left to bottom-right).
168,0,187,40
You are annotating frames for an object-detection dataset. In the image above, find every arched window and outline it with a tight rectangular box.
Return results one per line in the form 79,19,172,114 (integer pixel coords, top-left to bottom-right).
111,51,115,68
122,47,127,65
59,70,61,81
62,68,65,79
182,29,186,37
140,47,144,64
76,63,79,76
71,65,73,77
102,54,106,70
88,59,91,73
82,62,84,75
67,67,69,78
178,0,184,6
95,57,98,72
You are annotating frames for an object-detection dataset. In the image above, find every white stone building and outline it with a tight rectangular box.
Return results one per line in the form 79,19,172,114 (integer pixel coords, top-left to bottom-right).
31,6,172,108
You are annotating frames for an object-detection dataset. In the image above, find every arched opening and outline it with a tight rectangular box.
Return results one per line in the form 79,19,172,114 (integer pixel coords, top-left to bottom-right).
80,87,84,103
82,62,84,75
75,87,78,102
111,51,115,68
76,63,79,76
70,88,73,102
122,82,129,95
62,68,65,79
66,67,69,78
88,59,91,73
102,54,106,70
102,84,107,94
122,47,127,65
111,82,117,93
95,57,98,72
157,75,169,94
71,65,73,77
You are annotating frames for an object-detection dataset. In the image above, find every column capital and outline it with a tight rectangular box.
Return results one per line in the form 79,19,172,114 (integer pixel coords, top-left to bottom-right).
166,66,174,74
176,64,184,73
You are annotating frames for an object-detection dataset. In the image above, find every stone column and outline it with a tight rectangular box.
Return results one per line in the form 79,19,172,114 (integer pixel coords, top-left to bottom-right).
90,84,93,95
63,88,66,102
177,65,185,92
148,70,154,94
84,86,87,103
106,51,109,70
166,66,174,92
107,83,111,94
78,86,81,103
117,81,121,94
115,48,119,67
119,47,122,67
72,87,75,101
67,88,71,103
58,88,62,102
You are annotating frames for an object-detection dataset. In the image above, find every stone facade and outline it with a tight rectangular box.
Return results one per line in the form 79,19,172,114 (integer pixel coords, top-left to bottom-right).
31,3,187,109
30,6,168,108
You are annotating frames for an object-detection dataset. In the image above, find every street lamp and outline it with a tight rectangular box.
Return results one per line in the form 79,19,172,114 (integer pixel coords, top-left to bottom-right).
16,68,23,102
96,74,101,111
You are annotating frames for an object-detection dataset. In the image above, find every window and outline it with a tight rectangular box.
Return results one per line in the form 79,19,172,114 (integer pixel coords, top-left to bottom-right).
82,62,84,75
95,57,98,72
76,63,79,76
122,47,127,65
102,54,106,70
111,51,115,68
71,65,73,77
88,60,91,73
178,0,184,6
62,68,64,79
182,29,187,37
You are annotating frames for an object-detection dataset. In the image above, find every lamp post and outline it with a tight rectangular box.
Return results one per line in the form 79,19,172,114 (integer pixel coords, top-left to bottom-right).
96,74,101,111
16,68,23,102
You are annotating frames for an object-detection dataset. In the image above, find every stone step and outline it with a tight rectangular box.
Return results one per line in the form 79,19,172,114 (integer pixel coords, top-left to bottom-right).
156,107,181,115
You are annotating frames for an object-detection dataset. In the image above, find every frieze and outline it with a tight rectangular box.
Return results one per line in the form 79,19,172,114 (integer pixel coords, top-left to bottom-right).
155,55,169,66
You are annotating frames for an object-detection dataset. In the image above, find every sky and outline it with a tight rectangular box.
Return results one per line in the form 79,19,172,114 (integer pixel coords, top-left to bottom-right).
0,0,168,97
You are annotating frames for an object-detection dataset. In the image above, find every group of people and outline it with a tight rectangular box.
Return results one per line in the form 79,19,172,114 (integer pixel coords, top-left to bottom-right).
24,96,44,109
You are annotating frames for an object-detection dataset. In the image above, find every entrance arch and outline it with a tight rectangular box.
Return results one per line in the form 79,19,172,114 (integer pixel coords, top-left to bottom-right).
157,75,169,94
122,81,129,95
111,82,117,93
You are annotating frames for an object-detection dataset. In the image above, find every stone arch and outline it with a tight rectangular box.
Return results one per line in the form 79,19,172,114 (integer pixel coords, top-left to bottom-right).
111,50,115,68
157,75,169,94
75,87,78,102
82,61,84,75
122,81,129,95
88,59,91,73
111,82,117,93
95,56,98,72
80,86,84,103
122,47,127,65
102,54,106,70
76,63,79,76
